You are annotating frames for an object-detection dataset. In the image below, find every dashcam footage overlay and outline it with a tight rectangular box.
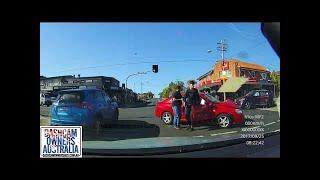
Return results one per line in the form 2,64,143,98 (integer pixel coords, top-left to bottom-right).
40,22,280,158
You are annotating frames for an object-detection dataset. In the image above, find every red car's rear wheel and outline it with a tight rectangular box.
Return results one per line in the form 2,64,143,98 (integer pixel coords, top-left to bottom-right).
161,112,172,125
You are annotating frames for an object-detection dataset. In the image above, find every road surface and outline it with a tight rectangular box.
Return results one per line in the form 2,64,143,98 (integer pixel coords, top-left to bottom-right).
40,105,280,141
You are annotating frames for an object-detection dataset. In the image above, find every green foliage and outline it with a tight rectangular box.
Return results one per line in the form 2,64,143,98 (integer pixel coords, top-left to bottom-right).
270,71,280,96
159,81,185,98
139,91,154,100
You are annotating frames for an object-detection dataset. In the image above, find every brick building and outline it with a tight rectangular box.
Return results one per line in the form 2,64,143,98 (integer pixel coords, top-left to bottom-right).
196,59,274,100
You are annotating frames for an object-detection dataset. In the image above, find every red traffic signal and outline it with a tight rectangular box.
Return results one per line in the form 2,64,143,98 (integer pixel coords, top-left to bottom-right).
152,65,158,73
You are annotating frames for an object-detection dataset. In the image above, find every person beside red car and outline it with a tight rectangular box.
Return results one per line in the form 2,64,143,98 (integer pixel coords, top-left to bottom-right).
171,85,183,129
183,80,200,131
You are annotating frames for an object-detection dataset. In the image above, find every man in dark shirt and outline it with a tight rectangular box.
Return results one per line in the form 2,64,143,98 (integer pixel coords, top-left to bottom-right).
172,85,183,129
183,80,200,131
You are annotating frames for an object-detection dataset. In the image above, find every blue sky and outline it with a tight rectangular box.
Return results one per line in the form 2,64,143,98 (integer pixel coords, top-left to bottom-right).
40,23,279,97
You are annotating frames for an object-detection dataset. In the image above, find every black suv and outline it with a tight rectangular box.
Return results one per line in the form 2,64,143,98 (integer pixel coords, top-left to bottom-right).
235,89,274,109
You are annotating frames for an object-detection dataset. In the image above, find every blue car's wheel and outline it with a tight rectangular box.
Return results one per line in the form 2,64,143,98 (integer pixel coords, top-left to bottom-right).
110,109,119,126
92,114,103,130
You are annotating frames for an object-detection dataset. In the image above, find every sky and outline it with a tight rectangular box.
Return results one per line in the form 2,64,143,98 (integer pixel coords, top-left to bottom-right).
40,22,280,98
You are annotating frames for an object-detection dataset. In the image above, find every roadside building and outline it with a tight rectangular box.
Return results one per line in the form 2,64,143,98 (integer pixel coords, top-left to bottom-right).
40,75,137,104
60,76,122,98
40,75,74,95
196,59,274,100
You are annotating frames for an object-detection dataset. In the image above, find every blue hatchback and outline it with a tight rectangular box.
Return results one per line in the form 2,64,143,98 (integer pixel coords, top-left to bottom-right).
50,88,119,128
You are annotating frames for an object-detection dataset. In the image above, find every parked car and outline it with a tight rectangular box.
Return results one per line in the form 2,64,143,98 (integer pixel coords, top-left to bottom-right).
50,95,57,102
50,88,119,129
235,89,274,109
154,93,244,128
40,93,52,106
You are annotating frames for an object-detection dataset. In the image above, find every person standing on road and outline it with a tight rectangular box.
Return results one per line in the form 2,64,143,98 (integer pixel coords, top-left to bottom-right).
172,85,183,129
183,80,200,131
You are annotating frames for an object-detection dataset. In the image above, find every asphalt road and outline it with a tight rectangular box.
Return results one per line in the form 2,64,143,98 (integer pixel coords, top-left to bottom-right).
40,104,280,142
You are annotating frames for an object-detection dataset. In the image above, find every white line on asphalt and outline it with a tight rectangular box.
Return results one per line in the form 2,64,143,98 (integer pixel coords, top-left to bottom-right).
264,122,277,126
251,126,261,129
273,129,280,132
194,135,204,138
210,131,238,136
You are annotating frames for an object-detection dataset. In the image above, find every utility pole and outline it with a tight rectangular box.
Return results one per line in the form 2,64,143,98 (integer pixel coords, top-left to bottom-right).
124,65,158,105
217,39,228,101
125,71,148,105
140,82,143,94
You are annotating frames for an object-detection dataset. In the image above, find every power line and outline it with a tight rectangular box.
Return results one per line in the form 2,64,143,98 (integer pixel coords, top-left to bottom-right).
228,40,266,59
45,41,267,80
50,59,214,73
191,40,267,80
227,23,260,40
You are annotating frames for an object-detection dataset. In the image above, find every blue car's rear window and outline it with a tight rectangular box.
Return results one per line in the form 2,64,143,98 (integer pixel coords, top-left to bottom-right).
58,91,85,103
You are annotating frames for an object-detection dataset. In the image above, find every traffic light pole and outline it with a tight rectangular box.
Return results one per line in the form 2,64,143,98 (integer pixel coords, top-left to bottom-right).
125,71,151,105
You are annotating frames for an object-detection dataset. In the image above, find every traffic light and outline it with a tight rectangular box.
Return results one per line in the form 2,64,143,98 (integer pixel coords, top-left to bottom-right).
152,65,158,73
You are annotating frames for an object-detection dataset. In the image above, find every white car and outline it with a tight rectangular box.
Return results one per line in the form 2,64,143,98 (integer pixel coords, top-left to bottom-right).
40,93,52,106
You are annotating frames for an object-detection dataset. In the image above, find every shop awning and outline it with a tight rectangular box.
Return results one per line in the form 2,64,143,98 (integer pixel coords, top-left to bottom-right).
218,77,248,93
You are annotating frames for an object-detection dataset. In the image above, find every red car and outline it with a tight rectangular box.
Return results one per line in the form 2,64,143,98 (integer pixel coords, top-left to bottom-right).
155,93,244,128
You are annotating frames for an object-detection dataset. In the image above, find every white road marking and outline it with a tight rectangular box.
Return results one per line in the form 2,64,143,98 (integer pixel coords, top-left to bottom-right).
250,126,261,129
273,129,280,132
210,131,238,136
194,135,204,138
264,121,277,126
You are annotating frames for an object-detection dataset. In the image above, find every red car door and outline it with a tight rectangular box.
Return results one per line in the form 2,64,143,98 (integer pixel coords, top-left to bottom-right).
191,105,202,123
191,98,211,123
199,97,212,121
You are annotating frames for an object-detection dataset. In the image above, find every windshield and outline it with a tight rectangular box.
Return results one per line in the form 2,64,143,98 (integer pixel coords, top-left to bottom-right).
204,94,220,103
246,91,255,96
40,22,280,158
58,91,84,103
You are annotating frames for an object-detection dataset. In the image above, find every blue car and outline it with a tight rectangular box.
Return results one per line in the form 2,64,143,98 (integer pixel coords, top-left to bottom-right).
50,88,119,129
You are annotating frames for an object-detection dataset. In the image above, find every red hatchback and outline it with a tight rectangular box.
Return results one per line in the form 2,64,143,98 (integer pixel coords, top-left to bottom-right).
155,93,244,128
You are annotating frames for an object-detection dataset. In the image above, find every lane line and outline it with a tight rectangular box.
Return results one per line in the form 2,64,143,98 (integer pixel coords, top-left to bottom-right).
250,126,261,129
194,135,204,138
210,131,238,136
264,121,277,126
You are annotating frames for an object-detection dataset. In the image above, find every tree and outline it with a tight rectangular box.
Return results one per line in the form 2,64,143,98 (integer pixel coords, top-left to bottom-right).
270,71,280,97
139,91,154,101
146,91,154,99
159,81,185,98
